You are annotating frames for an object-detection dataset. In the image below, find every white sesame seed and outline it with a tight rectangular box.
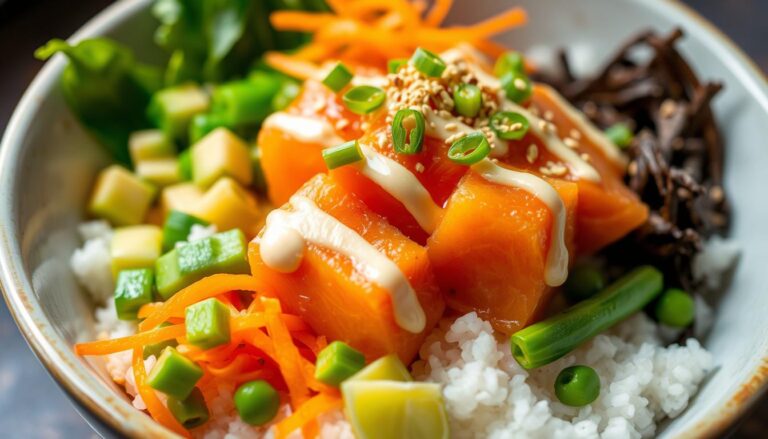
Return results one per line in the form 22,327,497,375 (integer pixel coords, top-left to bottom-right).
526,144,539,164
564,137,579,149
543,110,554,121
514,78,527,91
569,129,582,140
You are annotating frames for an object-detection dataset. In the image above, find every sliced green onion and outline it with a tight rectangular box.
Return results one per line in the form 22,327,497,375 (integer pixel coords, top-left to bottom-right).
315,341,366,387
604,123,634,149
500,70,532,104
342,85,386,114
494,51,525,77
510,266,663,369
554,365,601,407
410,47,446,78
655,288,695,328
453,84,482,118
322,62,354,92
388,58,407,74
490,111,529,140
447,132,491,165
167,388,210,429
323,140,364,170
391,108,425,155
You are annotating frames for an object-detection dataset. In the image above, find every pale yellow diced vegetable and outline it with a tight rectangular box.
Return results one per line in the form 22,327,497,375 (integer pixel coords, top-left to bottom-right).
89,165,156,226
191,128,252,188
149,83,210,141
110,225,163,276
193,177,260,235
160,183,205,216
129,129,175,163
136,158,181,187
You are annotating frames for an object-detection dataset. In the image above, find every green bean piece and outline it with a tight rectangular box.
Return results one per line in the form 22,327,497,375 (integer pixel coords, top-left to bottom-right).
167,388,210,429
655,288,695,328
563,263,605,302
510,266,663,369
554,365,601,407
114,269,155,321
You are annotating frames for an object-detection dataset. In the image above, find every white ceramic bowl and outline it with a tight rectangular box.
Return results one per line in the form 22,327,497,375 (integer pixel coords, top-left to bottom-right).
1,0,767,437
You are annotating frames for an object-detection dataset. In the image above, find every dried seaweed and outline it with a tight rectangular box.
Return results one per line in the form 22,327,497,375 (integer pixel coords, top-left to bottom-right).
534,29,729,291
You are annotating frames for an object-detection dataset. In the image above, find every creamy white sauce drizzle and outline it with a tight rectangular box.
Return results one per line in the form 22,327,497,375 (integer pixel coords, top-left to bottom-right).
472,159,569,286
259,195,426,333
262,112,344,147
356,144,443,233
536,84,627,167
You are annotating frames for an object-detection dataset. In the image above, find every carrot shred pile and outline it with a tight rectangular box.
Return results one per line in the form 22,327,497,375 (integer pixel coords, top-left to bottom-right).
266,0,527,79
75,274,340,437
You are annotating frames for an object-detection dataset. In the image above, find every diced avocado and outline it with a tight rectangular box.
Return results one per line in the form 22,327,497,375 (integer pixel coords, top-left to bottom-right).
129,129,175,164
147,83,210,142
161,183,204,216
114,268,155,320
155,229,249,300
194,177,260,236
111,225,163,276
178,149,193,181
162,210,209,251
89,165,156,226
191,128,252,188
136,158,182,187
250,145,267,194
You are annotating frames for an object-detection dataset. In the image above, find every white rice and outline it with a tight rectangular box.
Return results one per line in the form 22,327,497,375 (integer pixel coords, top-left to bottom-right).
693,236,740,291
411,312,713,439
70,220,114,303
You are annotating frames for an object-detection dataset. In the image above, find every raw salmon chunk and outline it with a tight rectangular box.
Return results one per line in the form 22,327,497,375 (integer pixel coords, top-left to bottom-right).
249,174,444,362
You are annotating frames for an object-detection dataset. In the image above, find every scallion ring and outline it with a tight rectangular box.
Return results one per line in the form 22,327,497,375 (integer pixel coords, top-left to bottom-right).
387,58,407,74
447,132,491,165
500,70,532,104
322,140,364,170
342,85,386,114
410,47,446,78
391,109,426,154
453,83,483,118
490,111,529,140
322,62,353,92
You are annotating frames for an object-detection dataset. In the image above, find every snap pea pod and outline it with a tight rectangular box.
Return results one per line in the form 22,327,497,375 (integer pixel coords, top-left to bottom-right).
510,266,663,369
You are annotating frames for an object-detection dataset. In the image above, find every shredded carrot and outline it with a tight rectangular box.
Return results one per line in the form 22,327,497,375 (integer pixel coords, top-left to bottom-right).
425,0,453,27
263,298,311,408
264,52,321,80
75,324,185,356
270,11,337,32
464,7,528,38
140,274,262,331
275,393,343,439
132,348,190,437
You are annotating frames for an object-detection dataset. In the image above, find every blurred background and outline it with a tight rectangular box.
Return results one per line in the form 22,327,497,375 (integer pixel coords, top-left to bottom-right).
0,0,765,437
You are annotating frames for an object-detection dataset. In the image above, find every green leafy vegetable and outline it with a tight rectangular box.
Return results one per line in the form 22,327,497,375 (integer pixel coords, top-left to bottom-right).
35,38,163,165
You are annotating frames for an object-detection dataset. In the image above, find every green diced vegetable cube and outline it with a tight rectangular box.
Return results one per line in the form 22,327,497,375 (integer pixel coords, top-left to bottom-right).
185,298,231,349
143,323,178,359
315,341,366,387
148,83,210,142
135,158,181,187
89,165,156,226
114,269,154,320
162,210,209,251
167,388,210,429
189,113,230,145
210,75,282,127
111,225,163,276
147,347,203,400
209,229,249,274
155,250,186,300
177,238,217,274
191,128,252,188
129,129,175,164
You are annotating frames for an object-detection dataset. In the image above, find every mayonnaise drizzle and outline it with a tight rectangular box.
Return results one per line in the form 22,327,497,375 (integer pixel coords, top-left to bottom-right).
536,84,627,167
262,112,344,147
356,144,443,233
259,195,426,333
472,159,569,286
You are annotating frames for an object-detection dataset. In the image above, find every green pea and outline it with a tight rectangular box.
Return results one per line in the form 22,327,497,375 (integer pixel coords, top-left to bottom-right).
655,288,695,328
604,123,634,149
554,365,600,407
563,264,605,302
234,380,280,426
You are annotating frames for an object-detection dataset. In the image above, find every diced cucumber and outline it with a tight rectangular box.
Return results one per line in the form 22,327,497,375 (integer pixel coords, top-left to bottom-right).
111,225,163,276
129,129,175,164
194,178,260,236
114,268,155,320
160,183,204,216
162,210,209,251
210,75,282,127
155,229,249,300
147,83,210,143
136,158,182,187
191,128,252,188
89,165,156,226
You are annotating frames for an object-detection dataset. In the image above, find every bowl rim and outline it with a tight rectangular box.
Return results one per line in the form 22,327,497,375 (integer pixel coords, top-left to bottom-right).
0,0,766,438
